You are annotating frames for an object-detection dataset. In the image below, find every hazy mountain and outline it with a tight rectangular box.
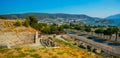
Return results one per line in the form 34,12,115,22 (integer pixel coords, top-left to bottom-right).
104,14,120,26
1,13,120,26
106,14,120,23
95,19,114,24
0,13,94,20
106,14,120,20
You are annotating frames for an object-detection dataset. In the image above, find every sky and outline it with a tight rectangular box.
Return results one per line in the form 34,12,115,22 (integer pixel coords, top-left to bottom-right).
0,0,120,18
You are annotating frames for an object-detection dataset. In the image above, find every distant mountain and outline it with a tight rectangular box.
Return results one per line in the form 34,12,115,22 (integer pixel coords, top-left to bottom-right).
105,14,120,26
1,13,120,26
95,19,114,24
0,13,94,20
106,14,120,20
106,14,120,23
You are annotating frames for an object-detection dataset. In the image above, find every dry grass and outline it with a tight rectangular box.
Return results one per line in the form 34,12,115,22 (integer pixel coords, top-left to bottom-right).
0,47,102,58
0,19,37,32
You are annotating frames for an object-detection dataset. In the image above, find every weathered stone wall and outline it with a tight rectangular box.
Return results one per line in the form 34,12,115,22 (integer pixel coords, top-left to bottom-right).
0,32,35,48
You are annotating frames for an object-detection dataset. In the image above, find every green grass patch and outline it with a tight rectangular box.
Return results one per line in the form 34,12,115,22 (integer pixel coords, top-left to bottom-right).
54,38,74,47
67,51,78,57
44,50,48,53
18,52,26,57
15,48,21,51
27,49,36,52
57,52,64,55
31,54,41,58
0,48,10,53
81,56,86,58
48,52,53,55
52,55,58,58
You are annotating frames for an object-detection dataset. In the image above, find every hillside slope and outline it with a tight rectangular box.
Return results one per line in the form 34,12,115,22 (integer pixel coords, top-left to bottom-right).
0,19,37,48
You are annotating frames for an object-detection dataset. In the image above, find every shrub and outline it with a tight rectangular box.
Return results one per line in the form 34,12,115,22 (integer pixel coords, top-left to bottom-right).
14,21,22,26
18,52,26,57
31,54,41,58
44,50,48,53
81,56,86,58
48,52,53,55
15,48,21,51
0,48,10,53
27,49,36,52
57,52,64,55
52,55,58,58
0,16,7,19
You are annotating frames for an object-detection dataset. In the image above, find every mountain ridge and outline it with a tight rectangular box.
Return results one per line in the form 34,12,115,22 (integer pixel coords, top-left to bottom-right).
1,13,120,26
106,14,120,20
0,13,95,20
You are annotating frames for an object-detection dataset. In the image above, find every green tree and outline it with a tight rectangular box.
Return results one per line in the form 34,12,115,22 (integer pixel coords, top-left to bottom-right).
14,21,21,26
119,33,120,37
50,25,58,34
62,24,70,29
23,19,30,27
103,28,114,40
42,26,51,34
26,16,38,28
58,25,64,31
85,28,91,32
112,27,119,41
74,25,82,30
84,27,91,36
0,16,7,19
95,28,104,37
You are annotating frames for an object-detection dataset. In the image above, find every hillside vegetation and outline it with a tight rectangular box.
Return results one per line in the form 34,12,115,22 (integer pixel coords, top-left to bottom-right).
0,18,103,58
0,19,36,32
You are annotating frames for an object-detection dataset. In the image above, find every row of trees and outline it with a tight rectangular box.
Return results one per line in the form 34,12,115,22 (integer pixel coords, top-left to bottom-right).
95,27,119,41
60,23,92,32
0,16,7,19
60,23,120,41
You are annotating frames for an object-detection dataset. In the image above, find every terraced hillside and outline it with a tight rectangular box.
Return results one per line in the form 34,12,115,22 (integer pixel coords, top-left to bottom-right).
0,32,35,48
0,19,103,58
0,19,36,48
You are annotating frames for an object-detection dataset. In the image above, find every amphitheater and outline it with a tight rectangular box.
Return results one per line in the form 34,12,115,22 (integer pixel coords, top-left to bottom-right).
0,32,35,48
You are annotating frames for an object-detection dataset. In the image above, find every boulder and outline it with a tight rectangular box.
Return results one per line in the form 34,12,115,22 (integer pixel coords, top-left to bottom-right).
79,43,87,49
93,48,102,54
